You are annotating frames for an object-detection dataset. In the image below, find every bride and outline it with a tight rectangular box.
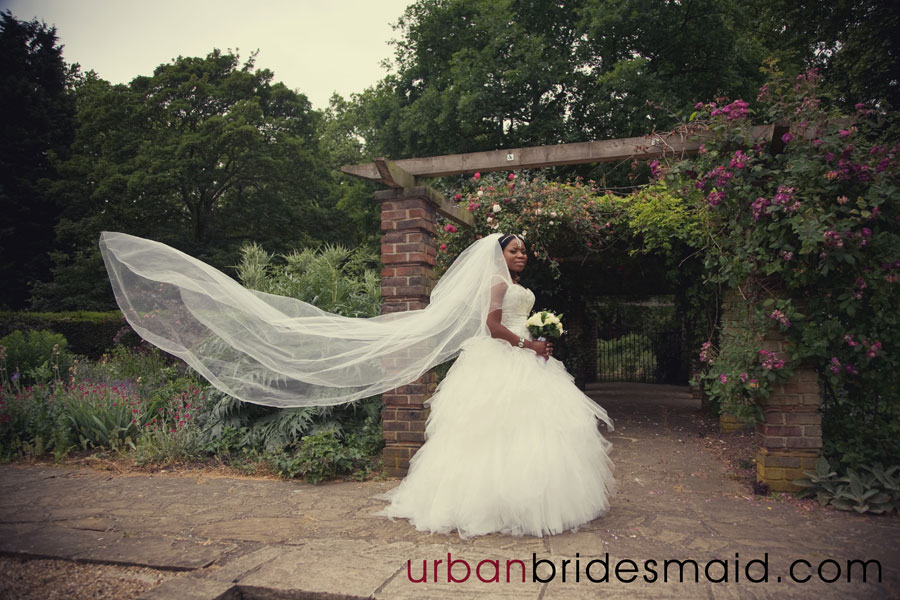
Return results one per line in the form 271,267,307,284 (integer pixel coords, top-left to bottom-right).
376,233,615,538
99,230,615,538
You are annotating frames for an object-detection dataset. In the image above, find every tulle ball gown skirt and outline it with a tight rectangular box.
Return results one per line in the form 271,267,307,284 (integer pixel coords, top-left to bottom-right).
377,336,616,539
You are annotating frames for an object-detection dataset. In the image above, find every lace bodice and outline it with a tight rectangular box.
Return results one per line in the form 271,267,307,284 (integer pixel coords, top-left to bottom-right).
501,284,535,339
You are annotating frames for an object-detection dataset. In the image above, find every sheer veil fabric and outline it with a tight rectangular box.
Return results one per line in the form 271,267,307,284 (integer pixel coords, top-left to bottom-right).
99,232,512,407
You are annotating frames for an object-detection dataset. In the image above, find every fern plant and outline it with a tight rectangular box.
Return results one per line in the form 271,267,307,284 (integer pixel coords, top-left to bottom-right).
236,242,381,317
190,242,385,471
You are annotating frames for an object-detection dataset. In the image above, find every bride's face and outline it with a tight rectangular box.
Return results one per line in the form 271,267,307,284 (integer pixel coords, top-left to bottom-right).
503,239,528,275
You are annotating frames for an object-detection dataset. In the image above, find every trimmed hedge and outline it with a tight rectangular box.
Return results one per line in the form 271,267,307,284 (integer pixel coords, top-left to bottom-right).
0,311,126,358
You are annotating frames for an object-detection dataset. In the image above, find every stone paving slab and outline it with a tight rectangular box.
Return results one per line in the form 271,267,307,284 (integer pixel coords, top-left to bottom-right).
0,522,232,570
0,383,897,599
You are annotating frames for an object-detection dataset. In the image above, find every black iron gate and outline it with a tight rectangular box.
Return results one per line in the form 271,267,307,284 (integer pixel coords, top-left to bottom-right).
596,327,687,384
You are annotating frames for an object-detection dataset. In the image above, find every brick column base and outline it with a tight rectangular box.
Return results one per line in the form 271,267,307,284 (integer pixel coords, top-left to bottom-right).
755,367,822,492
382,371,436,477
756,448,819,493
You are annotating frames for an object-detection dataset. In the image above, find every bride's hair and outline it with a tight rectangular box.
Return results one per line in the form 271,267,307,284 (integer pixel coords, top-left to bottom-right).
498,234,525,250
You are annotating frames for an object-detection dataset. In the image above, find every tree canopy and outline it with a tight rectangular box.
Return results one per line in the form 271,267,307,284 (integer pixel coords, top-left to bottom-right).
748,0,900,111
0,11,75,309
5,1,900,311
350,0,767,159
31,50,345,310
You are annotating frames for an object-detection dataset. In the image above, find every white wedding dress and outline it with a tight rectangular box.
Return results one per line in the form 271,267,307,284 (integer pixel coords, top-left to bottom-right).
377,284,616,538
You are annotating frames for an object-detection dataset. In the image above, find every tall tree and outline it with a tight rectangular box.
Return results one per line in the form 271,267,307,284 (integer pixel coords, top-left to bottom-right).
0,11,75,309
32,50,342,310
351,0,766,160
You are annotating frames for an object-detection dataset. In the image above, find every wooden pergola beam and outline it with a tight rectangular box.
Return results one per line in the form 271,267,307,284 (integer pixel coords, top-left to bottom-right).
372,157,475,227
342,125,775,183
374,157,416,189
417,186,475,228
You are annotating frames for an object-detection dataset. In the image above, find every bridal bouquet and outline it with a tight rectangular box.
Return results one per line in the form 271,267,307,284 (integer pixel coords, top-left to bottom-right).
526,311,564,340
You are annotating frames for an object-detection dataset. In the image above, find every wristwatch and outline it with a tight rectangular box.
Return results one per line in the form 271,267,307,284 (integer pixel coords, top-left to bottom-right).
517,337,525,348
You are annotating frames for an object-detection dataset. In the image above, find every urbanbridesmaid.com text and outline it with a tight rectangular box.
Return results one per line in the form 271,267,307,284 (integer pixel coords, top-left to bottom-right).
406,552,882,585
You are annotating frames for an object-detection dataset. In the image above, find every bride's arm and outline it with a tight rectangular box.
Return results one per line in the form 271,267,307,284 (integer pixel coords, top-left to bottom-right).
485,283,552,357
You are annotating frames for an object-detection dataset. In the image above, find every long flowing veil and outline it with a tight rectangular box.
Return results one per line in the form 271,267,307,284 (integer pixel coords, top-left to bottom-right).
99,232,510,407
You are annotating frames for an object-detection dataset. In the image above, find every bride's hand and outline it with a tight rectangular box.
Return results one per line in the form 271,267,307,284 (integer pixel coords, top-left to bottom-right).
528,340,553,358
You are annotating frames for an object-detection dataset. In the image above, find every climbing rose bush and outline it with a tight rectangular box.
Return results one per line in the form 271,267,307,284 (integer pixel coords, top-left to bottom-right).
658,65,900,469
435,173,623,279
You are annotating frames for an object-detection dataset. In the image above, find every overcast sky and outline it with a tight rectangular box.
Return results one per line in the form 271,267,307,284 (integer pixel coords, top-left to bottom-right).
3,0,414,109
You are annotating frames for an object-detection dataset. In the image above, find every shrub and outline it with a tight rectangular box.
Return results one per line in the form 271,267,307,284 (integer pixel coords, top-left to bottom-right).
271,429,365,484
61,380,143,449
794,457,900,514
0,329,74,385
0,311,124,358
267,399,383,483
597,333,657,381
0,383,72,459
131,423,204,466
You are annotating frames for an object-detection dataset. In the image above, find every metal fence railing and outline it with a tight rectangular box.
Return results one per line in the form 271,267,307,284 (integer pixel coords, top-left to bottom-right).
596,328,686,384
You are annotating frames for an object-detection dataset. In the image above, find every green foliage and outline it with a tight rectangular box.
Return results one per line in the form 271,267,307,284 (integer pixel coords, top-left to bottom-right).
78,346,182,392
794,457,900,514
131,423,205,466
61,380,143,449
694,312,784,423
0,345,206,458
590,298,678,333
353,0,764,160
0,329,74,385
625,183,706,254
236,242,381,318
200,390,383,458
204,397,323,455
436,172,625,281
819,383,900,472
320,93,381,247
270,427,379,484
749,0,900,115
0,383,72,460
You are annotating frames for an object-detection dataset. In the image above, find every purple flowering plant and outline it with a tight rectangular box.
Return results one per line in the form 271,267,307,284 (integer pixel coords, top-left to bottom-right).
657,63,900,461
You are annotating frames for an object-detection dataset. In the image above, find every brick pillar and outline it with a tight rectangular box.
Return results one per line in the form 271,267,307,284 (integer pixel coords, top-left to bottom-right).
375,187,438,477
755,332,822,492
